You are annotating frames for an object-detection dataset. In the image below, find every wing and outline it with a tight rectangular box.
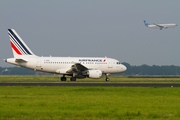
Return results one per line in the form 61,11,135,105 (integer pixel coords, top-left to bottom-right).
67,63,88,73
153,23,163,27
153,23,164,30
56,62,95,74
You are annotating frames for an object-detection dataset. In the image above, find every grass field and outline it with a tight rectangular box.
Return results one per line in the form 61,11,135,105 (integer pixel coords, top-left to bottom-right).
1,75,180,83
0,86,180,120
1,75,180,119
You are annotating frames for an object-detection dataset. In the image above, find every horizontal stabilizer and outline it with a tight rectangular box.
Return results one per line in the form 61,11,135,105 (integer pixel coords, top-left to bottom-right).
15,58,28,62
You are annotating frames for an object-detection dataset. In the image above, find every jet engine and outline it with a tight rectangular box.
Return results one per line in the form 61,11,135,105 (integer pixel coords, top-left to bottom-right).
87,70,102,79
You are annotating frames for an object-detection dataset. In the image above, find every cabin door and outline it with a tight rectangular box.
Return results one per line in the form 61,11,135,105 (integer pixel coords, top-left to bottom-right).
36,58,41,69
108,60,113,68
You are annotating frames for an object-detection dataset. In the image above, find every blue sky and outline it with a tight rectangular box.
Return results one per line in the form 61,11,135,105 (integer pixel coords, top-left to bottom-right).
0,0,180,67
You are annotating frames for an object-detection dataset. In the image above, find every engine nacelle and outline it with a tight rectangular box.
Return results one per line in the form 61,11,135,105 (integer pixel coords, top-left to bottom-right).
88,70,102,79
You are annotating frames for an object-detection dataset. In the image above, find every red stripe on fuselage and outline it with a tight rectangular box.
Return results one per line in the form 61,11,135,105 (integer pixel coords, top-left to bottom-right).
10,41,22,55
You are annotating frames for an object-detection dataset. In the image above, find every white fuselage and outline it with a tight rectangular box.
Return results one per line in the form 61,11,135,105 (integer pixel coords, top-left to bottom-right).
6,56,127,74
146,24,177,29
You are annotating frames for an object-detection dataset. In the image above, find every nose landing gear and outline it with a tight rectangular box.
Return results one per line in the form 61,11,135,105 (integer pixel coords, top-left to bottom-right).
105,73,110,81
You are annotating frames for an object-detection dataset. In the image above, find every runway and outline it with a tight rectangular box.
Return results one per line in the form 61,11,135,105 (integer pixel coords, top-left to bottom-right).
0,83,180,87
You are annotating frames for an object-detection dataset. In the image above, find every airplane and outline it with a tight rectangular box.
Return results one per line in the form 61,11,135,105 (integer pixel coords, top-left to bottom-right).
144,20,177,30
5,29,127,81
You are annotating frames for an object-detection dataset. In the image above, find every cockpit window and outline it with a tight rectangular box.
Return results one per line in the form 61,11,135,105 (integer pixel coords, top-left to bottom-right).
116,62,121,64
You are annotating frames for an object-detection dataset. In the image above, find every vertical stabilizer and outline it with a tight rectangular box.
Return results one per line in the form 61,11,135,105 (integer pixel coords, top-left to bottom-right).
144,20,150,26
8,29,36,58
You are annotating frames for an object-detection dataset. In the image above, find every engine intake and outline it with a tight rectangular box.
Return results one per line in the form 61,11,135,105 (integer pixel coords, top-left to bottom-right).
88,70,102,79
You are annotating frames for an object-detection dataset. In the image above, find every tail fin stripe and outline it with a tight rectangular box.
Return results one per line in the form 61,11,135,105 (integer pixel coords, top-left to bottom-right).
8,31,27,55
10,38,27,55
10,41,22,55
8,29,32,55
9,33,28,55
8,30,30,55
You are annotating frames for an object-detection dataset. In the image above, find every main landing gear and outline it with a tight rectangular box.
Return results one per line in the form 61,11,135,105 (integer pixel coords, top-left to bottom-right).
105,73,110,81
60,75,77,81
61,75,67,81
70,77,76,81
61,74,109,81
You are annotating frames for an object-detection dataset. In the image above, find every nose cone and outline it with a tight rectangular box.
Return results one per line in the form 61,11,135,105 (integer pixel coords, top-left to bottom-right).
120,64,127,72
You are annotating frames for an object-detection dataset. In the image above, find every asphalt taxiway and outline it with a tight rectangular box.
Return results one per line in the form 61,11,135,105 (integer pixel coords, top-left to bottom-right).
0,83,180,87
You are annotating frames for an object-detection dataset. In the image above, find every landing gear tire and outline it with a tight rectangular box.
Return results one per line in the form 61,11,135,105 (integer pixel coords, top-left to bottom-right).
105,73,110,81
61,77,67,81
70,77,76,81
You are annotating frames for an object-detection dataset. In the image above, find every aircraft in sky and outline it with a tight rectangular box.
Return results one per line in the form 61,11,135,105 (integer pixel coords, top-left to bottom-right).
144,20,177,30
5,29,127,81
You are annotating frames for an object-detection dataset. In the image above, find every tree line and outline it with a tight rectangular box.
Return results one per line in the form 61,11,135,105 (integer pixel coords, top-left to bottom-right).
121,62,180,75
0,67,49,75
1,63,180,75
